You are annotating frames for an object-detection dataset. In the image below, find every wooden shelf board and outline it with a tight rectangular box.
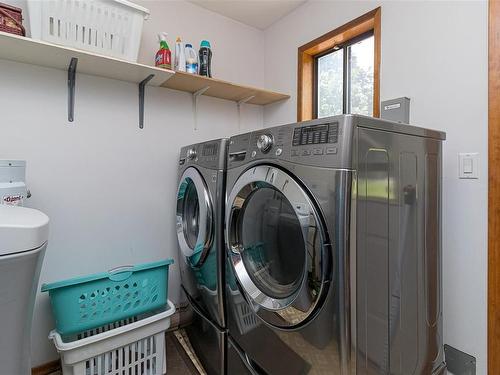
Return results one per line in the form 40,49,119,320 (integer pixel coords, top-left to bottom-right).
0,31,174,86
162,71,290,105
0,32,290,106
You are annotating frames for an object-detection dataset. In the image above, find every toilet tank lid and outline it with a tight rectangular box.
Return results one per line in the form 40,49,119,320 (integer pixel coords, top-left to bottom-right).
0,205,49,256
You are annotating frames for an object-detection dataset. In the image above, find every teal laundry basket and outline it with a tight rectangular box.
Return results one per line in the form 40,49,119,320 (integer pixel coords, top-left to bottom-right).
41,259,173,335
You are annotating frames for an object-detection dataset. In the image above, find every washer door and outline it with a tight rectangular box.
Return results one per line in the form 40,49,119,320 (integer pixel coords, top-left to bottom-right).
226,165,329,327
176,167,213,267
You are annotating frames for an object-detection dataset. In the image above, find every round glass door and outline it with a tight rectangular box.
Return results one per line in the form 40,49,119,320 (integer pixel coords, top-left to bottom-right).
227,165,328,326
239,187,305,300
176,167,213,267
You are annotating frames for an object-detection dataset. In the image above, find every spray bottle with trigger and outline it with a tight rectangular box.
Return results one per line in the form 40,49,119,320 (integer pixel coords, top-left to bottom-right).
155,32,172,70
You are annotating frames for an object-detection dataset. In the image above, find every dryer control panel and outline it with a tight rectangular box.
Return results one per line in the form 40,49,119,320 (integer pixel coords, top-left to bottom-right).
292,123,338,146
228,116,354,170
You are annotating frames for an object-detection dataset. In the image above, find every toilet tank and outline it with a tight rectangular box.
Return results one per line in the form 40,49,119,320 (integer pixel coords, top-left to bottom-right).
0,205,49,375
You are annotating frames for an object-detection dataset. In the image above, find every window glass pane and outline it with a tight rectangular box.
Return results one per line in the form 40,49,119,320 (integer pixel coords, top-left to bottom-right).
348,35,374,116
317,49,343,118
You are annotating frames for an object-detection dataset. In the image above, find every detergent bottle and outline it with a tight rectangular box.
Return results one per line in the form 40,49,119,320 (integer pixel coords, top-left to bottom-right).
174,36,186,72
199,40,212,77
185,44,198,74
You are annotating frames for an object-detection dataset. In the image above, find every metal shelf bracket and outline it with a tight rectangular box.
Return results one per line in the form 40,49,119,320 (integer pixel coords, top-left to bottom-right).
193,86,210,130
237,95,255,130
138,74,155,129
67,57,78,122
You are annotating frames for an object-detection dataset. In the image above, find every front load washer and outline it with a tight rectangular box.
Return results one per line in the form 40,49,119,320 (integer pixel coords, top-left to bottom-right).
224,115,446,374
176,138,228,375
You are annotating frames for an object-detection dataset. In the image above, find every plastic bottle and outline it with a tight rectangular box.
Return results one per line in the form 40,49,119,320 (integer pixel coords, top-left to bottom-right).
174,37,186,72
185,44,198,74
199,40,212,77
155,32,172,70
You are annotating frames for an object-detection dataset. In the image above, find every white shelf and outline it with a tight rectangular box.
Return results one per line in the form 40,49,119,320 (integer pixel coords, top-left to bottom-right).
162,71,290,105
0,31,174,86
0,31,289,129
0,31,290,105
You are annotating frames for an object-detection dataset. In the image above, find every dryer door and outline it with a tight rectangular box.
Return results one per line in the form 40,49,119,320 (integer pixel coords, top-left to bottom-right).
176,167,213,267
226,165,330,328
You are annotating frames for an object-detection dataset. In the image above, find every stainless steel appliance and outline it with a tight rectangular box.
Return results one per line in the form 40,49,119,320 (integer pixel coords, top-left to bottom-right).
224,115,446,374
176,139,228,375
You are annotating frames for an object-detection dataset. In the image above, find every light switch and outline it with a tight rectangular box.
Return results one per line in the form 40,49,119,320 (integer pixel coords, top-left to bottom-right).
459,153,479,179
463,158,473,174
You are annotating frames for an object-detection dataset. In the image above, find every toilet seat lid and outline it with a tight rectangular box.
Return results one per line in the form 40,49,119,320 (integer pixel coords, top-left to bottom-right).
0,205,49,256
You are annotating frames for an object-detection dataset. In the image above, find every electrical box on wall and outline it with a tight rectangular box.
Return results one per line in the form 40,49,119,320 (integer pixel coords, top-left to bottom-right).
381,97,410,124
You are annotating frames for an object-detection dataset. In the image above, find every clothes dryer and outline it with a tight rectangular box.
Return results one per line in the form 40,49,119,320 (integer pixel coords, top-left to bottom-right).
225,115,446,375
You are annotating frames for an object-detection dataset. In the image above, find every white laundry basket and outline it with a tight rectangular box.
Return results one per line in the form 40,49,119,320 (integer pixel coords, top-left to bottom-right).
27,0,149,62
49,300,175,375
229,289,260,335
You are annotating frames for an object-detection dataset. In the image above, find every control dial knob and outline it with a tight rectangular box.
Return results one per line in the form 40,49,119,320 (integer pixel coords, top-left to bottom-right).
186,148,197,160
257,134,273,153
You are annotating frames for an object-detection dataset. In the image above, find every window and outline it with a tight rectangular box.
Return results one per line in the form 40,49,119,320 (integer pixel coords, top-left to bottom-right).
316,32,374,117
298,8,380,121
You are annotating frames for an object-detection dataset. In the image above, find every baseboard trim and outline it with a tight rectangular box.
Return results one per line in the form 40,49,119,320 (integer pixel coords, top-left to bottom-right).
32,359,61,375
168,301,192,330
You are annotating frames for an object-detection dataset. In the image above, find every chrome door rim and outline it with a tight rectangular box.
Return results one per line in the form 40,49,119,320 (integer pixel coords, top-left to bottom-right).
226,165,326,312
176,167,213,266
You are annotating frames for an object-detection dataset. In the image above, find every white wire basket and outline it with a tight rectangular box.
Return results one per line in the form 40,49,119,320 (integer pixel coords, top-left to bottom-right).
228,288,260,335
27,0,149,62
49,300,175,375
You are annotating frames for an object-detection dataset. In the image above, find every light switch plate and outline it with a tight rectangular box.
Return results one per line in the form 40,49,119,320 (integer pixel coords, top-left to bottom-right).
459,153,479,179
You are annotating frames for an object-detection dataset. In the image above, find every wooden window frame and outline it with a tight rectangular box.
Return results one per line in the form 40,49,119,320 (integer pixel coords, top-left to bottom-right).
490,1,500,373
297,7,381,122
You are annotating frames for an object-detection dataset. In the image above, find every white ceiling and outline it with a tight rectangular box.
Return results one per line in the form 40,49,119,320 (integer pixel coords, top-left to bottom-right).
189,0,307,30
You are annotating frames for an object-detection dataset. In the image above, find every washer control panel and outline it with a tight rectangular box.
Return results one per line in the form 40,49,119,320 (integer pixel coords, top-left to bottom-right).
256,134,274,152
186,148,197,160
202,142,219,160
179,139,227,170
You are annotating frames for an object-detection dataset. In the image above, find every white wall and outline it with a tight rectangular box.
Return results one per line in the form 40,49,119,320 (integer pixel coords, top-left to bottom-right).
0,0,265,366
263,1,488,374
0,0,488,370
135,0,264,87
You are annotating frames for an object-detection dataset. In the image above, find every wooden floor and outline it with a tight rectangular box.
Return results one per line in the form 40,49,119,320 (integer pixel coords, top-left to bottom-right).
167,330,203,375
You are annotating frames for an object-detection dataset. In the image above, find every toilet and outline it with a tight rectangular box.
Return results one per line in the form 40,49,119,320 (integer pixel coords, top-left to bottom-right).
0,205,49,374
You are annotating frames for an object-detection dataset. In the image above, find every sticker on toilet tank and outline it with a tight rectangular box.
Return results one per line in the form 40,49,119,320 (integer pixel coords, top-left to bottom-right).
2,194,23,205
